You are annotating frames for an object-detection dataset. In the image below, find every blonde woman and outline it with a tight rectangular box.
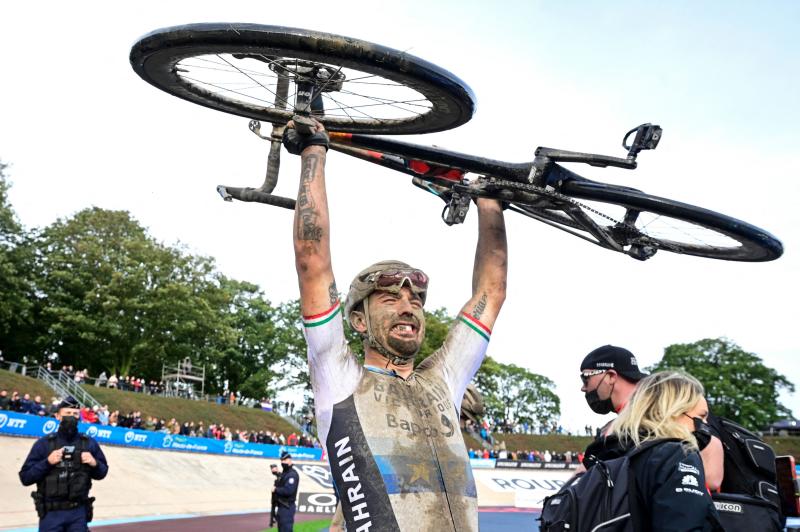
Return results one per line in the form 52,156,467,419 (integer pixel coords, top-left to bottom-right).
608,370,722,531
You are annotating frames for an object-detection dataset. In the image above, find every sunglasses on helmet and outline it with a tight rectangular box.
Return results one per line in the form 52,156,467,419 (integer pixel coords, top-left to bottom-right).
364,269,429,294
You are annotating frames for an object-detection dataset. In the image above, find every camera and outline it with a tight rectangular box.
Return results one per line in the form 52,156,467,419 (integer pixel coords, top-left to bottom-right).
62,445,76,462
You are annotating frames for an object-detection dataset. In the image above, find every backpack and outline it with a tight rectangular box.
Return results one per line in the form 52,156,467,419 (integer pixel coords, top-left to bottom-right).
707,414,780,504
706,414,784,531
539,439,674,532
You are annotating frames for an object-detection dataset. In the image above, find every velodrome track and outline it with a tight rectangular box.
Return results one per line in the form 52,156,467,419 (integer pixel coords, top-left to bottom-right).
1,434,568,531
87,508,541,531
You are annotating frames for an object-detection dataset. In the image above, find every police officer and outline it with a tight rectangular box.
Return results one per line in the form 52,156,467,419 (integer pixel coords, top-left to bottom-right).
18,397,109,531
272,451,299,532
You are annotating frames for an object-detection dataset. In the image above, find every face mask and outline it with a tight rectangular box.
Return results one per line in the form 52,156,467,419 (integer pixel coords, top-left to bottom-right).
282,463,291,471
584,374,615,415
58,415,79,439
687,415,713,451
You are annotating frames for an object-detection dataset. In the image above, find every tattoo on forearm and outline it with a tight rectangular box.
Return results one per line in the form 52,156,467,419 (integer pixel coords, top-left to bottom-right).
328,281,338,305
296,155,324,241
472,293,488,320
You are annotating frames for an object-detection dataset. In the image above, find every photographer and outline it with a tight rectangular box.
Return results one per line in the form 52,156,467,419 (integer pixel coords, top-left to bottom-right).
268,463,280,528
19,397,109,531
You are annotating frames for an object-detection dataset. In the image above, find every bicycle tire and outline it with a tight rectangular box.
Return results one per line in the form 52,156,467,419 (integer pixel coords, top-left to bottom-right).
130,23,476,134
512,180,783,262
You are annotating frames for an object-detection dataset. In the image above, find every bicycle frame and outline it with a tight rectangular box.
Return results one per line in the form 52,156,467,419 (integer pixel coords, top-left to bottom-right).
326,132,648,254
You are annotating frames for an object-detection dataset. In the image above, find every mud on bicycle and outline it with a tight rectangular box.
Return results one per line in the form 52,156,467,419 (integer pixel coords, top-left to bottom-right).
130,23,783,262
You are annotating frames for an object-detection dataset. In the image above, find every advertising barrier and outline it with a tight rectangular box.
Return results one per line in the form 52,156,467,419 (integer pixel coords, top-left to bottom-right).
495,459,577,470
469,458,497,469
0,410,323,461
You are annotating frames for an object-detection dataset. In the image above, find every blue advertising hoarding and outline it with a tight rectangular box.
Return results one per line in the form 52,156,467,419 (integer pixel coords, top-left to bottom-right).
0,410,323,461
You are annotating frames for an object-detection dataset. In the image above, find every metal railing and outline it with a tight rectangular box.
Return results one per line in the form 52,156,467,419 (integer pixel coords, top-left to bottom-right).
36,367,75,403
55,370,101,409
32,367,102,409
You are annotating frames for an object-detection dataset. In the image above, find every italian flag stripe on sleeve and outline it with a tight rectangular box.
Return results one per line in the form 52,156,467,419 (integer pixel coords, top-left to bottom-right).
459,312,491,342
303,300,341,328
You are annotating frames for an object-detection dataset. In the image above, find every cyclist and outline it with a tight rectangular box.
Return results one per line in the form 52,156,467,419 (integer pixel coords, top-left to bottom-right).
284,118,507,531
579,345,724,490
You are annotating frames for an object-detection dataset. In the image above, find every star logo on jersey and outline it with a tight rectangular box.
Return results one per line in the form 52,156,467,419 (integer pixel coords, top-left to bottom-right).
681,474,699,487
408,463,431,485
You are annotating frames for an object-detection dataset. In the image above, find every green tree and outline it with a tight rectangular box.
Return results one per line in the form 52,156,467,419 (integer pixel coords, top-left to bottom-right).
0,161,35,358
475,356,561,429
29,208,233,379
647,338,794,430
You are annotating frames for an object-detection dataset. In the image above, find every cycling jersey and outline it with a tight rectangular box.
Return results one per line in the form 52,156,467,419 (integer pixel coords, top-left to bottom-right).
303,300,491,532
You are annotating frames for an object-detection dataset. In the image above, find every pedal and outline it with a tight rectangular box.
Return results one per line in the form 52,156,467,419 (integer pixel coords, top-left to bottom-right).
216,185,233,202
622,123,662,159
441,190,471,226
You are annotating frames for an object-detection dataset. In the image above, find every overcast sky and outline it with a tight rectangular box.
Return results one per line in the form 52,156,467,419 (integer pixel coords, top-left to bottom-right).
1,1,797,432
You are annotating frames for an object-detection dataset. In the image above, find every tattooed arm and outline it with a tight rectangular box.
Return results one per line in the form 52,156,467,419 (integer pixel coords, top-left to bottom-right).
292,120,337,316
418,198,507,409
460,198,507,329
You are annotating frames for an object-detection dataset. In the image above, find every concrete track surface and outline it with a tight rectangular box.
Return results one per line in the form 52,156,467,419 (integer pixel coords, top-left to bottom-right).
2,434,570,530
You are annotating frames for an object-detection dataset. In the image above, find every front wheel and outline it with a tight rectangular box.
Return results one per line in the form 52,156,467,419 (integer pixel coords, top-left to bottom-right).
511,180,783,262
130,23,476,135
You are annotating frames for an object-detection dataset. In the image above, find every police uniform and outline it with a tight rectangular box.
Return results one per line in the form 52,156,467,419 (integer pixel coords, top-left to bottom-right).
274,452,300,532
18,400,109,532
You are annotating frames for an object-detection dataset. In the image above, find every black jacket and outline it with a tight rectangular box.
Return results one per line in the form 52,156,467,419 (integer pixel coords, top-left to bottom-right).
630,440,722,532
19,432,109,490
274,466,299,507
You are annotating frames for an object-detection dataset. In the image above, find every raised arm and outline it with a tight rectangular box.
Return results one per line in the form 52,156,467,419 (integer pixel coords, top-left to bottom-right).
459,198,507,328
291,120,337,315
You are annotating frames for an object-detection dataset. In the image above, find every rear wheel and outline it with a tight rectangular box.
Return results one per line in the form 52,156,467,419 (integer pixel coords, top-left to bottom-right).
130,23,476,134
511,180,783,262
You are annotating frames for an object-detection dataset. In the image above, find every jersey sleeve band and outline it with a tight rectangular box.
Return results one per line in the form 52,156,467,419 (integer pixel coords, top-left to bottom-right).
303,300,341,328
458,312,491,342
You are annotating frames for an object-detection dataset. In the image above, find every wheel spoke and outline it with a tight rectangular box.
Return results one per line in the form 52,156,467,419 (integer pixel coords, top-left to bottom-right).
176,52,433,122
323,93,385,123
216,54,283,106
179,75,278,106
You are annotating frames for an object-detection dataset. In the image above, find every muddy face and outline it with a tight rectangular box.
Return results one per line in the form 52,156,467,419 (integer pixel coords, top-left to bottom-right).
368,287,426,359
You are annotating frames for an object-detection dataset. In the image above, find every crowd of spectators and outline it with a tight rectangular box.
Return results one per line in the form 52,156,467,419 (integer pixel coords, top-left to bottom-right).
465,417,599,442
468,446,583,464
0,388,320,449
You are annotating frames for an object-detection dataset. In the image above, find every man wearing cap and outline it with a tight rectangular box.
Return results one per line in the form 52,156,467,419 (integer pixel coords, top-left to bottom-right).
578,345,724,489
286,119,507,531
19,396,108,531
272,452,299,532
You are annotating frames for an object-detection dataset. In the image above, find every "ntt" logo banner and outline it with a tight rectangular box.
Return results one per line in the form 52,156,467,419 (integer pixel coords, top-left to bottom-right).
0,411,323,461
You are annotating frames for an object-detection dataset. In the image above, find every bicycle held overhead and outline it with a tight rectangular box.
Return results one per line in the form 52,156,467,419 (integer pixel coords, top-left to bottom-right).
130,23,783,263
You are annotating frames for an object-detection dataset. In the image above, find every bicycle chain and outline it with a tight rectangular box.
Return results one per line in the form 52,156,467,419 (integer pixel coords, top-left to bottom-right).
487,178,624,226
482,178,670,250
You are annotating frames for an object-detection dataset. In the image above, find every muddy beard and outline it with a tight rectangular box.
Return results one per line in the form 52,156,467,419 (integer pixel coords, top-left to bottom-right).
385,334,421,360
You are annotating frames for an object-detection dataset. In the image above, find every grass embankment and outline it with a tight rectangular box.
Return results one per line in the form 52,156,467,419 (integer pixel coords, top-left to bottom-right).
491,433,594,454
0,368,297,434
487,432,800,460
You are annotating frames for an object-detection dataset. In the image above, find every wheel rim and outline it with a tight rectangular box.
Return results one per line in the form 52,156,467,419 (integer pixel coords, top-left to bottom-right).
558,183,782,261
131,24,477,134
172,53,438,125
